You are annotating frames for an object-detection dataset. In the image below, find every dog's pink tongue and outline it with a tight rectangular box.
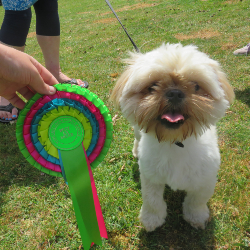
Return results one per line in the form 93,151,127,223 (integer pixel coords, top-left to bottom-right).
161,113,184,123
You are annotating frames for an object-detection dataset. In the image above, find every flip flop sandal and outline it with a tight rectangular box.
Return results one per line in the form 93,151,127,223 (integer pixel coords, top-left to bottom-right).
0,103,19,123
61,78,89,88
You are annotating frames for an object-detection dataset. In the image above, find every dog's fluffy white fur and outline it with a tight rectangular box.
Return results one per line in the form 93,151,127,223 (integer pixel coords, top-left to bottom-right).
110,43,234,231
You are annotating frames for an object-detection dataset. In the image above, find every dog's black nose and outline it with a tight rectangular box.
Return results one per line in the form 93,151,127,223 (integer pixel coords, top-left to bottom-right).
166,89,185,104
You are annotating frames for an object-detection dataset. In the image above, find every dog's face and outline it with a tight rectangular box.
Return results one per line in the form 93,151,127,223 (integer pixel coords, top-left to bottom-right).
111,43,234,142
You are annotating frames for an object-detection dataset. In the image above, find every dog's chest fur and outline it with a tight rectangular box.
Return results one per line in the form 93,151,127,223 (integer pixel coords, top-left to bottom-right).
138,126,220,191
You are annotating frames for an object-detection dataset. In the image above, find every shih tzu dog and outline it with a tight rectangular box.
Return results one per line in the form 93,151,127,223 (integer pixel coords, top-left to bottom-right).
110,43,234,232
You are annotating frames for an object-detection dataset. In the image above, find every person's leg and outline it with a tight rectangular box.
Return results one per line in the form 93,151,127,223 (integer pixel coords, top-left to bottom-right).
0,9,31,49
34,0,87,85
36,35,71,83
0,9,31,121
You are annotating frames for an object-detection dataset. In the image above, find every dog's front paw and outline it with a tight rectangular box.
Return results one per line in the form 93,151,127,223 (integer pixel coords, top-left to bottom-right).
139,203,167,232
132,138,139,158
183,204,210,229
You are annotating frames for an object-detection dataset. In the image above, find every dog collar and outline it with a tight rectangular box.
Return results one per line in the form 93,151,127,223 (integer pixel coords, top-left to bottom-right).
175,141,184,148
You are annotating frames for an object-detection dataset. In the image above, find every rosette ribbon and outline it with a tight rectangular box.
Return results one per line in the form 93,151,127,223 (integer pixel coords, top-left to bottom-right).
16,84,113,249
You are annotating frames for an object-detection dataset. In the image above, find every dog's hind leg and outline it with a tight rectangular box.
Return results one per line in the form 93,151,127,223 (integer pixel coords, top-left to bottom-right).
139,173,167,232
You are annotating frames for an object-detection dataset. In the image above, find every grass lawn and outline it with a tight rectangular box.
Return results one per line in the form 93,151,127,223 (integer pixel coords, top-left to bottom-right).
0,0,249,249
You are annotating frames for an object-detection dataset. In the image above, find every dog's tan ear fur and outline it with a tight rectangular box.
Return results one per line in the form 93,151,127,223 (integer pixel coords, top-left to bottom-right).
110,67,131,110
110,52,140,109
217,71,235,105
211,64,235,105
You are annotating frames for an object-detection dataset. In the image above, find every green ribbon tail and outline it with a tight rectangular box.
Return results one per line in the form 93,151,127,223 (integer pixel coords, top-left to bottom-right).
59,144,102,249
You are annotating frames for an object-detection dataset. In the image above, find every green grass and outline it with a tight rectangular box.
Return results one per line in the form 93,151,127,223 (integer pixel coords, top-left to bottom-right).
0,0,249,249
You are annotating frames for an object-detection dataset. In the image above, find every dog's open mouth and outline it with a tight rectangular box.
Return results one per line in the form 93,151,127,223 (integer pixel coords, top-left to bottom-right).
160,112,185,129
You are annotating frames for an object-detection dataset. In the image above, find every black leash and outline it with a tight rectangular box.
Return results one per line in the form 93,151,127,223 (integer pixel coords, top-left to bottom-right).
105,1,184,148
105,0,140,53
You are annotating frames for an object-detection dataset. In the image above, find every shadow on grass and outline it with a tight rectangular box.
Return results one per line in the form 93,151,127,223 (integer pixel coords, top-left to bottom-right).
0,123,58,214
132,162,141,189
234,86,250,107
132,163,215,249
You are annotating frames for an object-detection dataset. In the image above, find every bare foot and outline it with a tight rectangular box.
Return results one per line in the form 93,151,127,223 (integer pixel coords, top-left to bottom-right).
0,97,18,121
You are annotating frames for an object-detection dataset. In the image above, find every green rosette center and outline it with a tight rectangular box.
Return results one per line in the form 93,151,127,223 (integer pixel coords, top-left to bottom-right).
49,116,84,151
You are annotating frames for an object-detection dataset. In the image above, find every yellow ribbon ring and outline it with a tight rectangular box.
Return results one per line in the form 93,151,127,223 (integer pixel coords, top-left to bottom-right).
37,106,92,159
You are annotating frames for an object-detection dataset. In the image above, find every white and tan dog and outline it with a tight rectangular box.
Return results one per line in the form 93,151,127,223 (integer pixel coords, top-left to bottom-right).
110,43,234,232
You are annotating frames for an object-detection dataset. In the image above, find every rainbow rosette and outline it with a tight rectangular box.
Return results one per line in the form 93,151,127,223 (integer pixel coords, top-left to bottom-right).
16,84,113,249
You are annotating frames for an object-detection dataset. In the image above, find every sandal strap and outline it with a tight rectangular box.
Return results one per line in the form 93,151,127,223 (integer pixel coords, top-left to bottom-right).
62,78,78,85
0,103,15,113
61,78,89,88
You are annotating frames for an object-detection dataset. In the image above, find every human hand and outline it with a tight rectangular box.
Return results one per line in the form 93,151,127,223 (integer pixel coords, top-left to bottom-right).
0,44,59,109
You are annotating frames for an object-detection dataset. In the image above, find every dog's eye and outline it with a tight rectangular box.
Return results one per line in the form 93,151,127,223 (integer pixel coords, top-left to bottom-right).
148,83,157,92
195,84,200,91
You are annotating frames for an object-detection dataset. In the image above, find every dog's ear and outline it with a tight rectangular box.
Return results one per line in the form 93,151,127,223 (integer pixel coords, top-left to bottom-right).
110,67,132,109
110,52,140,109
211,63,235,105
218,71,235,105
